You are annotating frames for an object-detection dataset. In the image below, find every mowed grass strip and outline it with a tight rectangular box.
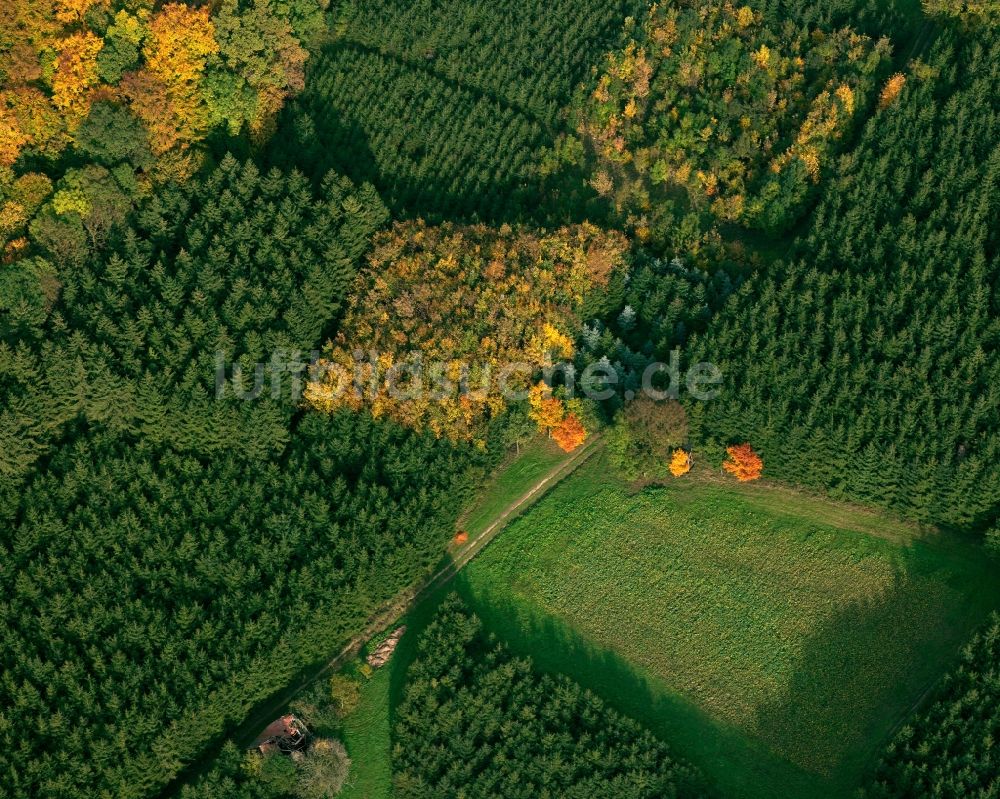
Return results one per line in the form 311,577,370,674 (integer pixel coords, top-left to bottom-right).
337,438,572,799
339,665,392,799
462,454,1000,798
459,438,570,538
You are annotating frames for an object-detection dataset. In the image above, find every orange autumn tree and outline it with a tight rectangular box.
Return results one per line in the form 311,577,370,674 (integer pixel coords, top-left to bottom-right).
669,449,692,477
723,443,764,482
552,413,587,453
125,4,219,156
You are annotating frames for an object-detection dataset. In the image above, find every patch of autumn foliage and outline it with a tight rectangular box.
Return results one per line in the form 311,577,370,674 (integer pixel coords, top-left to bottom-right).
0,0,312,255
922,0,1000,21
669,449,692,477
528,381,589,450
50,32,105,125
552,414,587,453
306,221,627,442
528,382,566,431
453,531,470,545
0,1,306,167
723,443,764,482
570,0,890,238
126,4,220,155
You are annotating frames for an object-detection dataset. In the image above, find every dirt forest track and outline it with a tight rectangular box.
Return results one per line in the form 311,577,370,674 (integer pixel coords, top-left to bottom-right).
158,435,603,798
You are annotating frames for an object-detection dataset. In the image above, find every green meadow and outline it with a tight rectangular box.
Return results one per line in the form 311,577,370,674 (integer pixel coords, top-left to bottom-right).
458,438,570,538
456,455,1000,798
339,437,573,799
334,449,1000,799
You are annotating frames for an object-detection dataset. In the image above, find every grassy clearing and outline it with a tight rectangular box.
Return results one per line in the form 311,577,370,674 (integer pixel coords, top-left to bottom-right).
709,469,923,545
458,438,569,538
459,453,1000,799
339,664,392,799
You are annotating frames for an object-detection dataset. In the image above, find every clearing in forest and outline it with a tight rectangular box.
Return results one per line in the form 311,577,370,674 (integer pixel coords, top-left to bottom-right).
459,454,1000,799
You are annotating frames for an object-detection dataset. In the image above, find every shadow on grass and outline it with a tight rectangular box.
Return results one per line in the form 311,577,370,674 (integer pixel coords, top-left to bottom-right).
373,524,1000,799
752,541,1000,795
438,575,819,799
384,568,464,724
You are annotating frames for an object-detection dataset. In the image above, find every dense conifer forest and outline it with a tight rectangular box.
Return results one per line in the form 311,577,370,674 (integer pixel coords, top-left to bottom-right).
0,155,497,798
267,0,661,225
391,595,706,798
684,24,1000,526
866,614,1000,798
1,0,999,797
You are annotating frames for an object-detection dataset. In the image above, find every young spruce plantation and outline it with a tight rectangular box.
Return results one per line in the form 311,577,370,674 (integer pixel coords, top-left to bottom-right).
0,0,997,798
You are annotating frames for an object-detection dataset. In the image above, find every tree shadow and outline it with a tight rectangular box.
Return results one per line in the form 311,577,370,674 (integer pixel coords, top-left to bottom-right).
263,95,380,197
261,40,601,229
432,575,822,799
372,532,1000,799
354,524,1000,799
750,543,1000,796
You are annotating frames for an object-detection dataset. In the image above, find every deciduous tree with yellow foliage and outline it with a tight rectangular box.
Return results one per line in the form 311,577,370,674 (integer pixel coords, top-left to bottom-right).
528,381,568,436
123,3,218,155
878,73,907,109
50,32,104,126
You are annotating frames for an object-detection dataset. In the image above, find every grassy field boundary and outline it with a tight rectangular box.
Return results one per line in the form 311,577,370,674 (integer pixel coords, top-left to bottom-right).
338,436,603,798
669,462,927,544
445,436,604,578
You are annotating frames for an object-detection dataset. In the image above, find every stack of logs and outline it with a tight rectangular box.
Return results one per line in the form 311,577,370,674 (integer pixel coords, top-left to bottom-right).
366,626,406,669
